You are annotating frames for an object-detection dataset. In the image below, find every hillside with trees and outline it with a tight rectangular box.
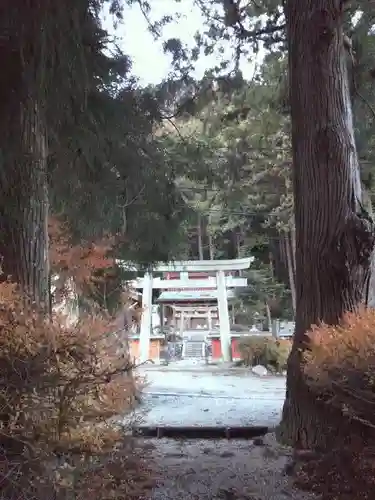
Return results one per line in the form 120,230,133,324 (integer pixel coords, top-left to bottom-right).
139,0,375,495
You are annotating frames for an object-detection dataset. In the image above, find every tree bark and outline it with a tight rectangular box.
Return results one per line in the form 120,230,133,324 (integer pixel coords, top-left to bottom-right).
0,98,49,307
236,230,242,258
265,301,272,332
362,188,375,307
0,4,50,308
279,0,375,449
291,225,296,275
208,231,215,260
285,231,296,316
197,212,204,260
279,235,287,265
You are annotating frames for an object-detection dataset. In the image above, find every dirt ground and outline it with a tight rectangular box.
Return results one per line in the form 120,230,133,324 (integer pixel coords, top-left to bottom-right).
137,433,318,500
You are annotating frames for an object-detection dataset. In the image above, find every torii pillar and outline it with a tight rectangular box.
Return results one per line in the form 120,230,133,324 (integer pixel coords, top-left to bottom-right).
216,270,231,362
139,272,153,363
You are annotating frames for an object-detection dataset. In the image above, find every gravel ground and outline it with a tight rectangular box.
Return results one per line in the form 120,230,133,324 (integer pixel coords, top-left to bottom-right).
139,433,318,500
137,366,285,427
134,364,318,499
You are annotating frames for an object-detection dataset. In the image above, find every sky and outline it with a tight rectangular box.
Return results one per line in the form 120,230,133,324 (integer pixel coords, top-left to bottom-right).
101,0,265,86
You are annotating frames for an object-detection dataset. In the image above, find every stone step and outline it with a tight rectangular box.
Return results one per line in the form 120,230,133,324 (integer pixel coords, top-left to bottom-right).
183,340,206,359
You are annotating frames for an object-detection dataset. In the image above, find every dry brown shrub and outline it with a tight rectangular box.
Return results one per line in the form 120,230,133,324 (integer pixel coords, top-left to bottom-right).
304,307,375,428
0,281,151,499
296,308,375,499
295,445,375,500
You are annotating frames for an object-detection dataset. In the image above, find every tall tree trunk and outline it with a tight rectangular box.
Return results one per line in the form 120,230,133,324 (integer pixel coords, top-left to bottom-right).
208,231,215,260
265,301,272,332
291,225,296,276
0,88,49,446
0,4,50,309
269,252,274,278
363,188,375,307
0,97,49,307
285,231,296,316
279,0,375,449
197,212,204,260
279,235,287,265
236,230,241,258
236,230,243,276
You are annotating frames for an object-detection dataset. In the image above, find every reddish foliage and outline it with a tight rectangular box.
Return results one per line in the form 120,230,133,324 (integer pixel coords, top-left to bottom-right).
48,216,114,286
0,281,150,499
304,307,375,428
294,308,375,499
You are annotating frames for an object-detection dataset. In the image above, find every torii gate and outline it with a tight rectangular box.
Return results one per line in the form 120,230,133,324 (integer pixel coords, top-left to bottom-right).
132,258,253,362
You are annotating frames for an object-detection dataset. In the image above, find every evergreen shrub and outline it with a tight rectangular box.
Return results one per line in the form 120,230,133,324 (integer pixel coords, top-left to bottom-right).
238,335,291,372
